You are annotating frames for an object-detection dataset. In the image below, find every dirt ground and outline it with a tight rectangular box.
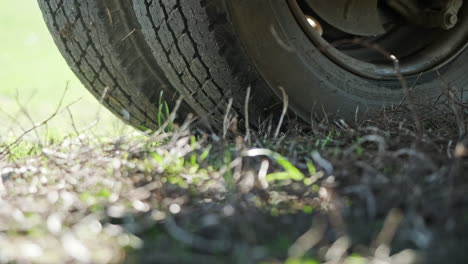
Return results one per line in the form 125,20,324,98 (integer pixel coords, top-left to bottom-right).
1,103,467,264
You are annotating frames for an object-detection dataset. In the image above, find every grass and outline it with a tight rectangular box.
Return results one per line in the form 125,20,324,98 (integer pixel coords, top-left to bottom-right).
0,102,467,263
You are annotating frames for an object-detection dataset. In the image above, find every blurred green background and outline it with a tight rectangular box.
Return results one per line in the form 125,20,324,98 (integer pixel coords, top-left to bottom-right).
0,0,126,137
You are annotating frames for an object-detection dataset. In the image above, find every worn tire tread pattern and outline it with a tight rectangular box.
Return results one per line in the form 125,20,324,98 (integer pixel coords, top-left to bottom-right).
38,0,185,130
133,0,277,128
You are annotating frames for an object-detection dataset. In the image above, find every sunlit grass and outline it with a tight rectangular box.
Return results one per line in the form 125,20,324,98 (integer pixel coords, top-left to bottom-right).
1,112,465,263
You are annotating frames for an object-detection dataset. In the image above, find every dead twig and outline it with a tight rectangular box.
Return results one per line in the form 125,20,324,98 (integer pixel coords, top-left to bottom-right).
66,106,82,142
0,87,71,159
244,86,251,145
153,96,183,136
223,98,234,140
79,87,109,133
274,86,288,139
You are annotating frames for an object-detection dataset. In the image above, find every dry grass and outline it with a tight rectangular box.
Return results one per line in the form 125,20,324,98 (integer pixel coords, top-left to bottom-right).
0,97,467,264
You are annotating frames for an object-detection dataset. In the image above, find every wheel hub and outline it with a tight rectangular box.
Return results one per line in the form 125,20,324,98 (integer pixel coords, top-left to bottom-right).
386,0,463,30
304,0,385,36
304,0,463,36
289,0,468,79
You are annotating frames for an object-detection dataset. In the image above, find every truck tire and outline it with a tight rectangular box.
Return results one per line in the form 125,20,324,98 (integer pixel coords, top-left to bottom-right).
40,0,468,130
38,0,192,130
133,0,468,124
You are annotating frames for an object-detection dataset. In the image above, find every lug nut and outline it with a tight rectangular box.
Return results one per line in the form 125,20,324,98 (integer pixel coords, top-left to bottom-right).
444,13,458,29
305,16,323,36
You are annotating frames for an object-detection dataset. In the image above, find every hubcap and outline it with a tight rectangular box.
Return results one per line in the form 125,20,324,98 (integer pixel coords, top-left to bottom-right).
304,0,385,36
288,0,468,80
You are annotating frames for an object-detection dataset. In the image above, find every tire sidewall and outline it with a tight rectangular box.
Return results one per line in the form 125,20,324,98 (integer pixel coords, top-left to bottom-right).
227,0,468,120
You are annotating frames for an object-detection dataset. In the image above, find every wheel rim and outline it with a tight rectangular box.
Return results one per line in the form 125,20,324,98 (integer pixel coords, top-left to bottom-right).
288,0,468,80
